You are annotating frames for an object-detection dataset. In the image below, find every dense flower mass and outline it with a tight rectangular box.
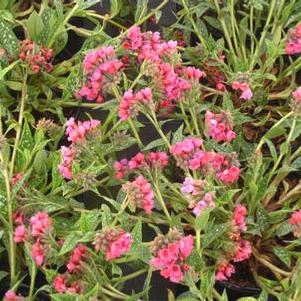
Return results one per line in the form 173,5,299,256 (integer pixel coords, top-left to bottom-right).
233,240,252,262
205,111,236,142
285,23,301,55
14,225,27,243
4,290,24,301
76,46,123,103
53,274,84,294
290,210,301,237
119,88,153,120
150,229,193,283
19,39,53,73
30,212,52,237
94,228,132,260
123,175,155,214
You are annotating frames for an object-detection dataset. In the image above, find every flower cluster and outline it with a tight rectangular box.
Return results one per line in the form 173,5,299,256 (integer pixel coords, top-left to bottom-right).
285,23,301,55
215,204,251,281
123,26,178,63
94,228,132,261
181,178,215,216
123,176,155,214
114,151,169,179
119,87,153,120
171,138,240,184
58,118,101,179
67,244,88,274
150,229,193,283
76,46,123,103
53,274,84,294
290,210,301,238
205,111,236,143
170,137,203,170
19,39,53,73
232,81,253,100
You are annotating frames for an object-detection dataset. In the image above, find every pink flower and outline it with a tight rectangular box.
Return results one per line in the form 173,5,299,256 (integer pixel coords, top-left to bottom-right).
94,228,132,261
205,111,236,143
233,204,248,232
285,23,301,55
215,261,235,281
53,275,68,293
4,290,24,301
58,146,75,180
114,159,129,179
118,88,153,121
12,211,24,225
32,239,45,266
67,244,88,274
290,210,301,237
11,173,23,185
179,66,206,81
14,225,27,243
123,176,155,214
128,152,146,169
192,193,215,216
147,152,169,168
170,137,203,170
232,82,253,100
217,166,240,184
161,264,184,283
66,118,100,144
77,46,123,102
233,240,252,262
150,234,193,283
30,212,52,237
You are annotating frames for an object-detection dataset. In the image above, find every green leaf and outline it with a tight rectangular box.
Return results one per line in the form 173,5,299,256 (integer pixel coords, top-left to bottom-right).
54,0,64,20
236,298,257,301
51,294,77,301
276,221,292,237
220,290,229,301
256,206,270,232
172,124,184,144
0,60,19,80
79,210,100,232
0,193,6,210
202,223,228,248
59,232,81,255
19,119,33,151
273,247,291,268
0,19,20,58
258,290,268,301
33,149,47,174
135,0,148,22
263,125,286,140
143,137,166,151
101,204,112,227
131,218,142,252
79,0,102,9
26,11,44,42
194,208,211,230
110,0,121,18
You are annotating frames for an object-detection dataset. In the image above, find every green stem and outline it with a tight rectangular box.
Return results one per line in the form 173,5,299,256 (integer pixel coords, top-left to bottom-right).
153,180,171,222
113,269,147,283
189,106,201,136
250,6,255,55
29,263,37,299
9,71,27,177
128,118,144,148
181,0,206,46
112,197,128,227
249,0,277,70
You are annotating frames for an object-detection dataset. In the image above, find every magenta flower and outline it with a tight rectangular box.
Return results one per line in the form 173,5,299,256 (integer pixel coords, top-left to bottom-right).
31,239,45,266
4,290,24,301
205,111,236,143
30,212,52,237
67,244,88,274
290,210,301,237
285,23,301,55
215,261,235,281
14,225,27,243
123,176,155,214
233,240,252,262
233,204,248,232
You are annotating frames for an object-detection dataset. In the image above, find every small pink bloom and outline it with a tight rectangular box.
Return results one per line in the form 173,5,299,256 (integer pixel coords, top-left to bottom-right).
32,239,45,266
14,225,27,243
123,176,155,214
53,275,68,293
290,210,301,237
67,244,88,274
215,262,235,281
4,290,24,301
233,204,248,232
161,264,184,283
285,23,301,55
233,240,252,262
114,159,129,179
217,166,240,184
30,212,52,237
